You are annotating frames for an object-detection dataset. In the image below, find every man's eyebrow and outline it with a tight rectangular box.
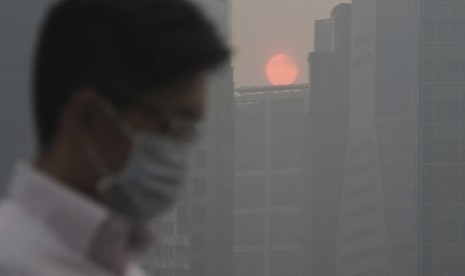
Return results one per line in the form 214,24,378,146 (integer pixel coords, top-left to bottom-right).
132,101,204,120
176,108,204,120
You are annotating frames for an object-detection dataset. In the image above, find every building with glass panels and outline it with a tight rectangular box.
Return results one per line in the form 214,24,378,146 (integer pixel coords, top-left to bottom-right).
318,0,465,275
333,0,421,275
420,0,465,274
303,0,423,275
141,211,191,275
234,83,309,276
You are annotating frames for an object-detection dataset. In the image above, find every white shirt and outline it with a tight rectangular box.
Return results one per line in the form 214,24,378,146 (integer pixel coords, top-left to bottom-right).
0,163,149,276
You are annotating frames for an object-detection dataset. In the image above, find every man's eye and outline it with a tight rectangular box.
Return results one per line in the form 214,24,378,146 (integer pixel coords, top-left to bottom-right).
159,121,172,135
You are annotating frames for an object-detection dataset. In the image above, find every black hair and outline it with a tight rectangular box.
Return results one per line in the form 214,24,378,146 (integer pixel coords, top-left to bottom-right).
33,0,229,150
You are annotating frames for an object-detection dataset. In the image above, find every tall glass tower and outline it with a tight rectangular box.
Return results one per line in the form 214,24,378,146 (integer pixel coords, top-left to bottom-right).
420,1,465,275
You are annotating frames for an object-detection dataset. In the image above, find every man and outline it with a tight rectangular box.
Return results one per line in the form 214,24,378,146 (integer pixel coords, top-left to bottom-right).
0,0,228,275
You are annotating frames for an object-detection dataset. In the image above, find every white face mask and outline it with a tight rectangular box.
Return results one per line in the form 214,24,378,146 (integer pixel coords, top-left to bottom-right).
85,103,193,222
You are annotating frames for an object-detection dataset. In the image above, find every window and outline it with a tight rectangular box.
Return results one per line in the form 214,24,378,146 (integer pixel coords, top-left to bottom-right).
194,150,207,168
177,205,187,224
192,234,205,251
234,252,265,276
193,177,207,196
234,176,265,209
234,213,265,246
270,174,300,207
193,206,206,224
270,212,302,244
192,261,204,276
270,250,302,276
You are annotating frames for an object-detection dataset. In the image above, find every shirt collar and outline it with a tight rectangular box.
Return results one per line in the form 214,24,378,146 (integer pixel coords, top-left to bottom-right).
6,163,151,274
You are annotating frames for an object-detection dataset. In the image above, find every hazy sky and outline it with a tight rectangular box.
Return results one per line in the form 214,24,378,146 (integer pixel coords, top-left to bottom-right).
231,0,349,87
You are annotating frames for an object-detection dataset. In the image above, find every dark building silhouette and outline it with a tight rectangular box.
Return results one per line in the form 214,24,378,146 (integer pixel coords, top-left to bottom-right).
303,4,352,276
313,18,333,53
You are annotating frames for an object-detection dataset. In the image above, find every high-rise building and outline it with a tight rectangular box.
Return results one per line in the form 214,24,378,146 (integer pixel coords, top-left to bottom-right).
234,84,310,276
144,1,235,276
141,211,191,275
303,3,352,276
310,0,465,275
313,18,333,53
333,0,421,275
419,0,465,274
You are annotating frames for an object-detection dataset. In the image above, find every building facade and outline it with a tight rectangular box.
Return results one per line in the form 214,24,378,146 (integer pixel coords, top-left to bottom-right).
334,0,421,275
420,0,465,274
234,84,309,276
308,0,465,275
304,0,425,275
303,4,352,276
313,18,334,53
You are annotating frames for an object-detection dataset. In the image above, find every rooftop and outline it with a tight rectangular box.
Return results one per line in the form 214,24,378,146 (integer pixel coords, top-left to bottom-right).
235,83,309,97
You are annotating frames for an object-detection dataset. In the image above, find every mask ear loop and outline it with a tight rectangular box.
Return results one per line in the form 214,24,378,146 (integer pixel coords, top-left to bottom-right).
82,133,113,192
85,100,134,193
82,134,108,176
101,100,135,139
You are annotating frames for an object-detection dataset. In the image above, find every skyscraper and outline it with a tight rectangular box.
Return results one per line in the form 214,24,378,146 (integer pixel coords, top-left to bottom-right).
303,3,352,276
334,0,420,275
420,0,465,274
304,0,425,274
313,18,333,53
234,83,310,276
308,0,465,275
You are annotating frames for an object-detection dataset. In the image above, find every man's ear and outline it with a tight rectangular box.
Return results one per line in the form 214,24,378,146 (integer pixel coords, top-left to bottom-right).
62,88,102,134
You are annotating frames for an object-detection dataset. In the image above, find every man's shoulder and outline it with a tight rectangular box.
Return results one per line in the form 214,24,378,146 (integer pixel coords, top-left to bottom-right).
0,200,110,276
0,199,51,250
0,198,53,243
0,199,62,274
0,200,147,276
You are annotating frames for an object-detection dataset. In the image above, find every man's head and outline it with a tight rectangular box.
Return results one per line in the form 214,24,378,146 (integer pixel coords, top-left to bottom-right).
33,0,229,201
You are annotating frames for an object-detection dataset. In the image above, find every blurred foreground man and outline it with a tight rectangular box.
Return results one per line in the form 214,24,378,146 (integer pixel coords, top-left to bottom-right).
0,0,228,275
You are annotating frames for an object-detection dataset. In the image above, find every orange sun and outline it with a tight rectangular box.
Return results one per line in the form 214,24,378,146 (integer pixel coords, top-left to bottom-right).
266,54,299,85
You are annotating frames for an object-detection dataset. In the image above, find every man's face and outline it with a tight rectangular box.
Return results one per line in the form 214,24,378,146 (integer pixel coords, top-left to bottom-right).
94,74,207,174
